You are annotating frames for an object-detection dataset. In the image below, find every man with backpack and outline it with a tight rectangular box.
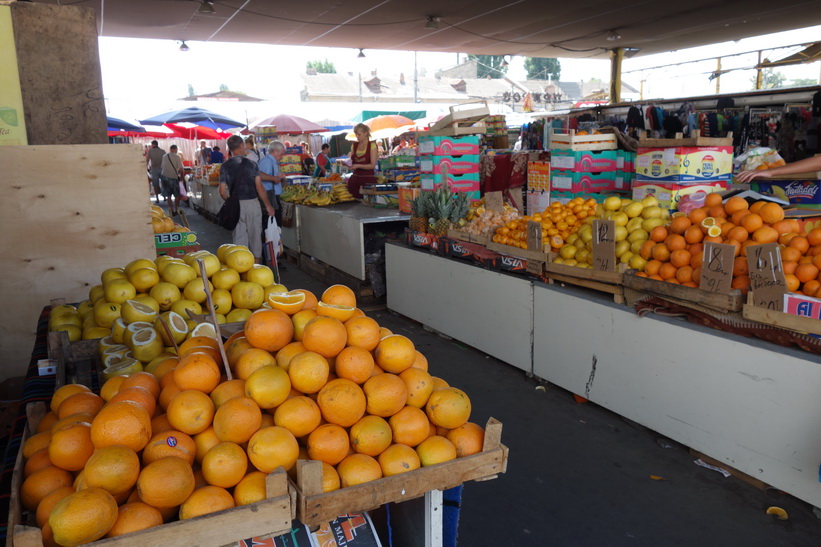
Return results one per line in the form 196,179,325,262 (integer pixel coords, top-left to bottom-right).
160,144,184,215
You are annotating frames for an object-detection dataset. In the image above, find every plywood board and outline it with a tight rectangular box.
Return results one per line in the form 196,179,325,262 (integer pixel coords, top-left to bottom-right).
0,144,155,382
532,284,821,510
11,2,107,145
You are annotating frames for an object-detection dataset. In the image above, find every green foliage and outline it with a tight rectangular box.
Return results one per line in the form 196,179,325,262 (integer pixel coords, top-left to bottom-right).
469,55,507,79
751,69,785,90
789,77,818,87
524,57,561,81
307,59,337,74
187,84,196,97
219,83,229,91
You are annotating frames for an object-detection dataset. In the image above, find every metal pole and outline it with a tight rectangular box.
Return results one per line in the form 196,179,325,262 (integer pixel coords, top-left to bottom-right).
715,58,721,94
359,72,362,102
609,48,623,104
755,51,763,90
414,51,418,103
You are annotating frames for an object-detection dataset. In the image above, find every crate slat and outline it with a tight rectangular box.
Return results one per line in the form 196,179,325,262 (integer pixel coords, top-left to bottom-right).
623,271,743,313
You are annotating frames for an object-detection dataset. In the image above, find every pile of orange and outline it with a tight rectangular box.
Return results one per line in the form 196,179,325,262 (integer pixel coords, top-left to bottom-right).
635,193,820,295
23,284,485,545
491,197,598,251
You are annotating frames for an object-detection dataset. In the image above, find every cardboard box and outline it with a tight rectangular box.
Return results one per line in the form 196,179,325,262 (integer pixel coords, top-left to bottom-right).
614,170,633,192
420,172,480,193
398,186,421,213
785,208,821,235
549,191,611,205
526,189,550,214
550,170,615,193
381,168,420,182
286,175,312,185
154,231,198,249
636,146,733,182
550,149,617,172
418,134,481,155
379,155,418,169
419,155,480,175
752,180,821,209
784,293,821,320
617,150,636,172
527,161,550,192
632,180,729,210
156,244,201,257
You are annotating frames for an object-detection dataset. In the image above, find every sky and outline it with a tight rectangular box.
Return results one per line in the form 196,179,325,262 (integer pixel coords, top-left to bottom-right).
98,24,821,126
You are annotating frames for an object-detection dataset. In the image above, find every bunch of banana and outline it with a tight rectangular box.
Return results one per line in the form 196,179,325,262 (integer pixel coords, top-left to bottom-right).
281,185,313,203
331,183,357,203
303,190,333,206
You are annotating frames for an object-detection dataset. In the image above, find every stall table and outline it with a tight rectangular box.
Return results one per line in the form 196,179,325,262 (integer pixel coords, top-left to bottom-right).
190,177,223,218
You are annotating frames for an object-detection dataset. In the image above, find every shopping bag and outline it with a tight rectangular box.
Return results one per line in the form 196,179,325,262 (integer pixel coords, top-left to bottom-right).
265,216,282,254
216,193,240,230
179,180,188,200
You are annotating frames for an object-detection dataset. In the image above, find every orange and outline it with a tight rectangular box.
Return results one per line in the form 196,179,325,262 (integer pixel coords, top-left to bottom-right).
814,254,821,270
639,240,655,260
808,228,821,247
789,236,810,255
167,390,215,435
142,430,196,465
783,261,798,275
411,351,429,372
675,265,694,284
759,202,785,224
344,316,381,351
749,200,766,214
233,471,268,506
82,445,140,496
379,327,394,338
350,415,393,457
36,486,75,528
649,226,668,243
752,226,779,244
651,244,671,262
291,288,319,310
683,225,703,244
174,352,221,393
244,309,294,352
388,406,431,447
24,448,52,477
727,226,749,243
273,396,322,438
731,275,751,294
247,426,299,472
416,435,458,466
48,488,118,546
51,384,91,413
669,249,692,269
159,382,181,411
796,263,820,284
210,378,246,408
378,443,421,476
730,208,752,225
211,396,261,444
302,316,348,358
336,454,382,487
307,423,351,465
225,333,253,370
658,262,677,281
704,192,723,208
105,502,163,537
275,341,307,371
109,386,157,419
733,256,749,277
194,426,221,465
363,373,409,417
803,279,821,297
425,388,471,429
316,301,357,322
288,351,330,394
708,205,727,219
771,220,795,235
151,358,180,382
321,462,341,492
180,485,235,520
723,196,748,215
374,335,416,374
245,364,292,409
688,207,707,225
719,221,736,238
23,431,53,459
137,456,195,508
148,413,171,434
430,376,450,391
236,347,277,380
99,377,126,403
446,422,485,457
321,284,357,308
669,216,692,235
36,412,59,434
785,273,800,292
120,371,162,400
644,260,662,276
91,401,152,452
665,234,686,251
48,422,94,471
202,441,248,488
741,213,763,233
334,346,375,384
178,333,221,353
317,378,367,427
291,310,318,341
267,291,307,315
398,368,434,408
57,392,104,420
21,466,73,510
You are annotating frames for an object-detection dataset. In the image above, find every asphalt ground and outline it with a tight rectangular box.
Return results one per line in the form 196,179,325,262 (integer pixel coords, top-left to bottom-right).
168,196,821,547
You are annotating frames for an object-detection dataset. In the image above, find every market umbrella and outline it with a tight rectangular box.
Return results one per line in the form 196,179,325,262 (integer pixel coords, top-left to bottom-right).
138,106,245,131
165,123,232,140
251,114,328,135
107,116,145,132
347,114,415,141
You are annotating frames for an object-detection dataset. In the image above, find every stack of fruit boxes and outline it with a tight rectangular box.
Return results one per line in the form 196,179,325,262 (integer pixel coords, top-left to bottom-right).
549,129,619,204
418,135,481,202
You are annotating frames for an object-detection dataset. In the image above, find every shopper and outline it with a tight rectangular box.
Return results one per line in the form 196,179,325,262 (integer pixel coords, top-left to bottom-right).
347,123,378,199
146,140,165,203
197,140,212,166
160,144,184,215
210,145,225,164
258,140,286,227
736,155,821,183
244,136,260,163
315,143,331,177
219,135,276,263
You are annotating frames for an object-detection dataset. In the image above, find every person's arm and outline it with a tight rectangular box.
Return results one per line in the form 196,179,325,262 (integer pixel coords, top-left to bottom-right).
218,181,229,200
255,176,276,217
736,155,821,183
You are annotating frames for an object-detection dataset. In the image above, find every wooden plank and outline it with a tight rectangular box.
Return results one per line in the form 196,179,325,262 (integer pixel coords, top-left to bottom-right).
486,241,548,263
547,272,625,300
546,261,624,285
11,2,107,145
1,144,155,384
623,272,743,313
690,449,770,492
294,418,508,528
742,300,821,336
446,229,490,246
638,136,733,148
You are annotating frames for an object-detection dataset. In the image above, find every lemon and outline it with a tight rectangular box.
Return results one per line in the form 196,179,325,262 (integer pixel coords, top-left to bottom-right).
615,240,631,258
620,251,634,264
124,259,158,277
171,299,203,320
188,322,218,340
104,279,137,304
185,251,221,278
566,233,580,246
564,259,578,267
226,308,253,324
101,268,127,285
217,243,239,263
131,328,164,363
50,311,82,330
150,282,182,311
133,294,161,313
630,239,645,255
626,217,644,233
93,301,122,329
292,309,317,341
162,263,197,289
110,317,128,344
211,288,233,315
262,284,288,302
97,336,121,356
623,201,644,219
641,206,662,220
82,314,97,330
231,281,264,310
102,349,134,369
559,245,577,260
641,218,664,232
82,326,110,340
212,268,241,291
244,265,275,287
53,324,81,342
154,311,189,345
215,314,227,324
603,196,622,212
182,278,214,304
641,195,660,208
614,226,628,242
155,256,184,274
627,229,649,243
579,224,594,243
75,300,94,319
610,211,629,227
121,299,159,324
103,358,143,381
629,255,648,271
124,322,155,349
88,285,105,305
552,257,565,265
225,248,255,273
128,268,160,292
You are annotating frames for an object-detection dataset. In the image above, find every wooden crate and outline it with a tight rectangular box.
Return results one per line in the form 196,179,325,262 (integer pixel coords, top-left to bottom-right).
47,330,100,390
9,403,294,547
638,130,733,148
427,103,489,137
446,229,490,246
550,129,617,151
485,241,549,263
545,261,626,304
293,418,507,528
742,292,821,335
623,271,743,313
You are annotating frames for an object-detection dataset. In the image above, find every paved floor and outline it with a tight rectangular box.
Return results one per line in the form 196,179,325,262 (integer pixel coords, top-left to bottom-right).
170,198,821,546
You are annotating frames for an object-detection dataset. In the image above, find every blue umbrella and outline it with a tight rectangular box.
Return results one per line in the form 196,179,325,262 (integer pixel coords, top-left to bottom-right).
107,116,145,132
138,106,245,131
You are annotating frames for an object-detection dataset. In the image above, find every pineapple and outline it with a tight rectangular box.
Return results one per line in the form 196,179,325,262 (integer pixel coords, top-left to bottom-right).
431,186,453,236
409,195,427,233
449,192,469,228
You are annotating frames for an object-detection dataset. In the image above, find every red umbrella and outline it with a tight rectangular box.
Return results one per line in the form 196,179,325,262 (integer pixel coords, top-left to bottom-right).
251,114,327,135
165,124,232,140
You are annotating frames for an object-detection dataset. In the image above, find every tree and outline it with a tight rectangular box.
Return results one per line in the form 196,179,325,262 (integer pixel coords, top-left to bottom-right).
789,77,818,87
468,55,507,79
751,69,785,90
524,57,561,81
219,83,229,92
187,84,196,97
306,59,336,74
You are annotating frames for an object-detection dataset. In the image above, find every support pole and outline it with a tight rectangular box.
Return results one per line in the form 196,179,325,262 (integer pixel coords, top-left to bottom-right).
609,48,623,104
715,58,722,94
756,51,763,90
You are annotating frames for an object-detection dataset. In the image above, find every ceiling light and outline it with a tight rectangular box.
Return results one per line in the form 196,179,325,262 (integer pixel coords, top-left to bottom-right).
607,30,621,41
357,48,366,58
424,16,440,30
198,1,215,14
623,47,641,58
179,41,190,52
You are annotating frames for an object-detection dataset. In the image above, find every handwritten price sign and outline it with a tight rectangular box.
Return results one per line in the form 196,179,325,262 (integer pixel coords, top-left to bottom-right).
592,219,616,273
526,221,544,253
746,242,787,310
699,241,735,293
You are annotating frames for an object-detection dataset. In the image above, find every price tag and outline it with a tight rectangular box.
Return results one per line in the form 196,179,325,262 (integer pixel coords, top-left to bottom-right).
526,221,543,252
699,241,735,293
746,242,788,311
526,259,545,276
592,219,616,273
485,191,504,213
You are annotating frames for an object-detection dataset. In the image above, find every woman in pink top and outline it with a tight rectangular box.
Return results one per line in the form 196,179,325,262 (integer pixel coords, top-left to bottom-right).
347,123,378,199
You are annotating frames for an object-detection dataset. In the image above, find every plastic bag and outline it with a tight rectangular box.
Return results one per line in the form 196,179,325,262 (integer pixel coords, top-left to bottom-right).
265,216,282,254
734,147,787,171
